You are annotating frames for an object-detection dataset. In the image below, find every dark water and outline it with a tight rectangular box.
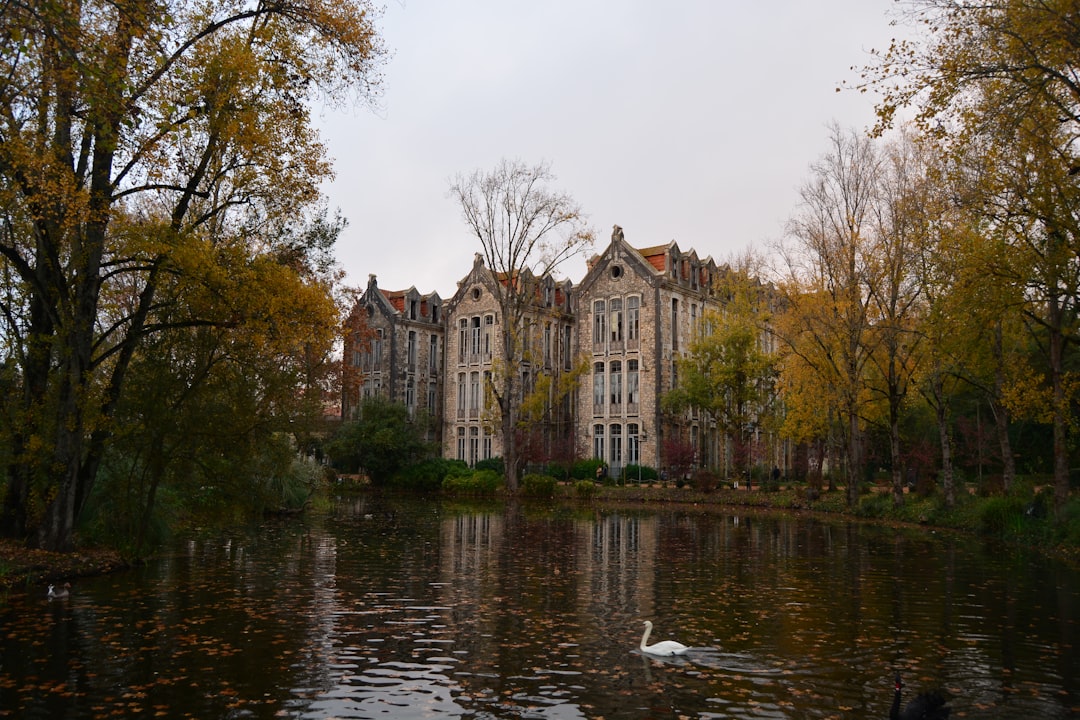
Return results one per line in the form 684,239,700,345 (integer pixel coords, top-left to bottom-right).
1,495,1076,719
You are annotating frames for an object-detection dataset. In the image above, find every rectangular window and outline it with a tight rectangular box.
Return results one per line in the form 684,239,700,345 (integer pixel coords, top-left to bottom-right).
593,424,605,461
483,315,494,358
609,298,623,345
610,360,622,408
563,325,572,369
457,373,466,415
407,330,417,370
429,334,438,372
470,316,481,357
483,429,492,460
469,372,480,417
628,423,640,464
610,424,622,469
469,427,479,466
458,319,468,363
592,362,605,414
671,298,679,351
428,382,438,414
627,296,640,347
405,378,415,415
457,427,466,461
627,359,639,411
374,329,383,371
543,322,552,367
593,300,606,350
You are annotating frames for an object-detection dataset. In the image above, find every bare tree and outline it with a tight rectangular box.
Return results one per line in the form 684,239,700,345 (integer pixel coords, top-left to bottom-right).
449,159,593,491
777,124,882,507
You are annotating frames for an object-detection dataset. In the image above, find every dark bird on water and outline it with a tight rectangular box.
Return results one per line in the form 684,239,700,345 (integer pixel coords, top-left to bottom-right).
890,674,950,720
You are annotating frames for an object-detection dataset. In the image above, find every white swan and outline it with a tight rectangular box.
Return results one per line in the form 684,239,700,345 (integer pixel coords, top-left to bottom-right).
639,620,689,656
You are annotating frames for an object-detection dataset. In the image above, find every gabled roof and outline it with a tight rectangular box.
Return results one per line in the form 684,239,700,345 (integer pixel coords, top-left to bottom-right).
577,225,664,295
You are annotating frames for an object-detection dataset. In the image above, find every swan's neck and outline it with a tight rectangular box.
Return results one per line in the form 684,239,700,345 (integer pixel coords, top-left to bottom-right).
640,623,652,649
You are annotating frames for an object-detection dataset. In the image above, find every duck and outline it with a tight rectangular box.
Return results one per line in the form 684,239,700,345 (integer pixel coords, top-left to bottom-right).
47,582,71,600
890,674,950,719
639,620,689,656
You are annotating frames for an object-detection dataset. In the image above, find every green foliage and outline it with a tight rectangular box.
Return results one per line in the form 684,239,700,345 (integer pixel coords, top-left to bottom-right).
571,458,605,481
389,458,468,492
521,473,558,498
574,480,598,499
474,457,505,475
621,464,658,483
325,397,433,483
442,470,503,496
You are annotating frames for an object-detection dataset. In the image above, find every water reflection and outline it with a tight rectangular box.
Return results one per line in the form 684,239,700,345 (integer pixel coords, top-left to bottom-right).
1,495,1077,719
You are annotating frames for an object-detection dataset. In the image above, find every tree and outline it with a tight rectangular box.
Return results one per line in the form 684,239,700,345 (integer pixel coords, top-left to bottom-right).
0,0,385,550
325,397,432,483
865,0,1080,516
777,124,882,507
448,159,593,492
663,265,777,482
864,130,930,506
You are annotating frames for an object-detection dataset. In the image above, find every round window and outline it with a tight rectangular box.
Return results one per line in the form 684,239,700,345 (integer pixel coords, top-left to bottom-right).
471,287,481,300
611,265,623,279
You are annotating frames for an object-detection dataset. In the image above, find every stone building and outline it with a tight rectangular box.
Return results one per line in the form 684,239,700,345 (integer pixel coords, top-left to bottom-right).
342,227,780,478
441,254,576,466
574,225,727,478
342,274,444,442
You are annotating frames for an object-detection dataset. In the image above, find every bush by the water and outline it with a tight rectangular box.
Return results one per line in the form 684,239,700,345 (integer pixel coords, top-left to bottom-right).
574,480,598,499
442,469,502,495
521,473,558,497
571,458,606,481
474,457,504,475
390,457,469,492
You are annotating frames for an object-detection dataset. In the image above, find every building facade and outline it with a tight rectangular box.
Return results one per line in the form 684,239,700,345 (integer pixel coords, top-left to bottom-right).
440,254,576,466
342,226,774,476
574,226,727,477
343,274,444,442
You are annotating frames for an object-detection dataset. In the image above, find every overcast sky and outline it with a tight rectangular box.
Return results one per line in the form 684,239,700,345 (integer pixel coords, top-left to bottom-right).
315,0,908,297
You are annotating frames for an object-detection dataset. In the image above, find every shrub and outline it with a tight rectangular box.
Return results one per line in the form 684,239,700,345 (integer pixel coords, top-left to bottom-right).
521,473,558,497
622,464,658,484
692,469,719,493
855,492,892,519
978,494,1027,536
474,456,504,475
544,461,573,481
571,458,604,480
442,469,503,496
390,457,468,492
574,480,598,499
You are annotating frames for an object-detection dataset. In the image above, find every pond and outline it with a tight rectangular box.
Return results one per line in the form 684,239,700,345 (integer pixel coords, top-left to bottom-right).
1,494,1076,719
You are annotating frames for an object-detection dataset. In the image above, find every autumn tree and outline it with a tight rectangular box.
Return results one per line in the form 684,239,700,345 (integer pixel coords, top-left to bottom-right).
865,0,1080,516
449,159,593,492
0,0,385,550
863,130,931,506
663,264,777,482
777,124,882,507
